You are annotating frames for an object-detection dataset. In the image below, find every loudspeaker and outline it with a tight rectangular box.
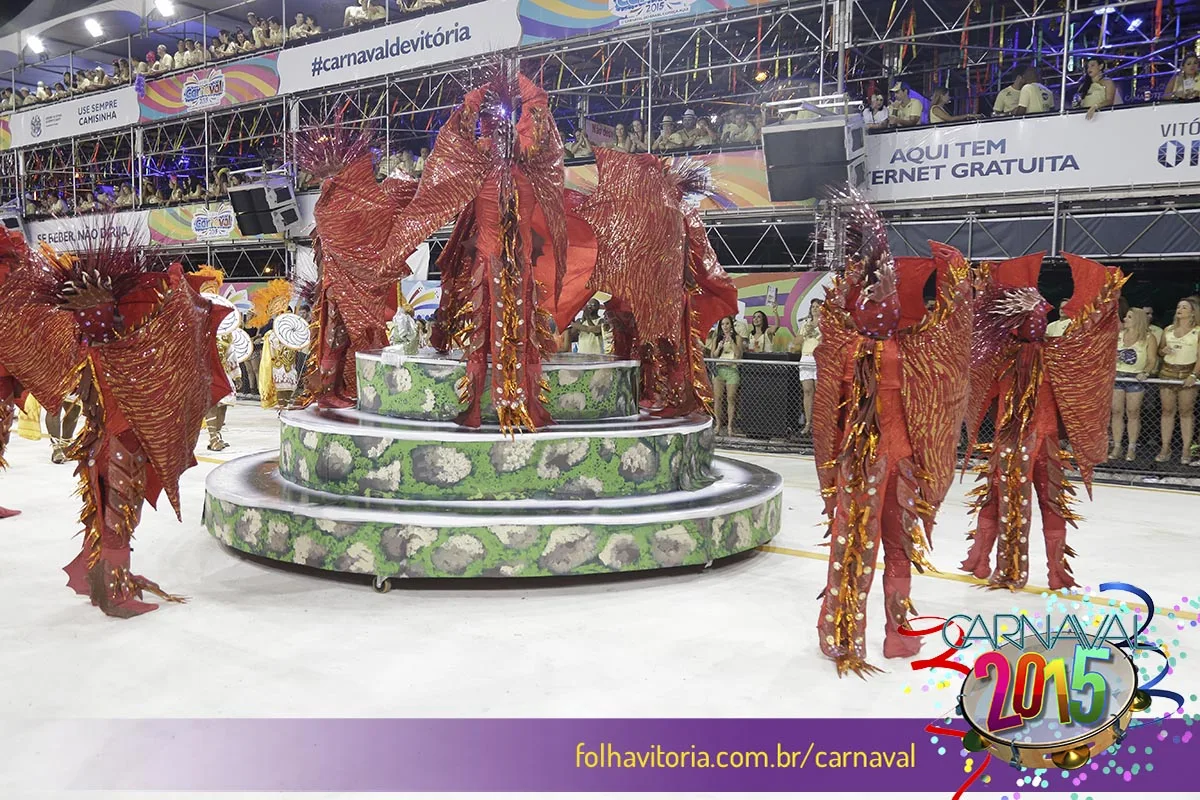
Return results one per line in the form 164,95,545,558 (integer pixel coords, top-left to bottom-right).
763,115,866,202
228,175,301,236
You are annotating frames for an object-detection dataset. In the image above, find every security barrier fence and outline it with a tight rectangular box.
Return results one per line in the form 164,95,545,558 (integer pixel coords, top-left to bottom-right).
704,358,1200,492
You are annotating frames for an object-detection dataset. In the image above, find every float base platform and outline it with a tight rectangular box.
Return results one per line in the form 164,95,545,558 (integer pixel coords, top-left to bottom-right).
204,451,782,584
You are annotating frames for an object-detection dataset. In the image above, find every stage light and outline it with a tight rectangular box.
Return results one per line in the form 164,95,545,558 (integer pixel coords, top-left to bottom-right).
1093,6,1116,14
26,35,44,54
84,18,104,37
754,70,769,83
1128,17,1144,31
155,0,176,16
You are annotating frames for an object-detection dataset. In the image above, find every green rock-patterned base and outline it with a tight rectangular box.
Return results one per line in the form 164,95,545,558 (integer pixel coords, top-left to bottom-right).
204,452,782,580
278,408,715,501
357,351,640,422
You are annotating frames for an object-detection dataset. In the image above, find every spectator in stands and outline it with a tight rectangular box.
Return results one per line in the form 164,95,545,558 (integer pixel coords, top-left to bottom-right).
76,191,98,214
187,177,205,201
1111,307,1157,461
675,109,702,148
721,110,760,143
290,13,310,40
32,82,49,102
1164,55,1200,101
929,87,980,123
746,310,775,353
189,39,204,66
346,0,385,26
209,170,229,198
115,183,134,208
414,146,430,176
653,115,680,151
266,18,285,46
17,88,33,107
92,67,112,89
1156,297,1200,464
1144,305,1164,341
49,193,69,215
306,15,323,35
566,133,592,159
175,40,189,68
168,175,184,204
234,30,255,53
707,316,744,437
694,116,717,148
789,299,822,435
73,70,91,91
1078,57,1121,119
51,82,67,100
627,119,647,151
154,44,174,73
1013,65,1055,114
993,70,1024,115
1045,299,1071,337
611,123,634,152
888,82,924,126
253,17,271,48
860,93,889,129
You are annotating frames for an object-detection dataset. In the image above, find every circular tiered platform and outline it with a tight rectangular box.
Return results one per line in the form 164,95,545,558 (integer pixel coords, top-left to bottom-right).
204,351,782,584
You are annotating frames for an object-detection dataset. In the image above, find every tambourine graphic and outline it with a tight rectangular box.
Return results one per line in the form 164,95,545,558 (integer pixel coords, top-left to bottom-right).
957,635,1148,771
203,293,241,334
273,313,311,351
228,328,253,364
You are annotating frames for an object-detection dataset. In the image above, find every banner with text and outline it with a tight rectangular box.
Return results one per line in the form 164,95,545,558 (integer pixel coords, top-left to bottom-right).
9,87,139,148
864,103,1200,202
518,0,767,44
566,149,803,210
24,210,150,250
139,54,281,123
148,203,279,245
277,0,522,95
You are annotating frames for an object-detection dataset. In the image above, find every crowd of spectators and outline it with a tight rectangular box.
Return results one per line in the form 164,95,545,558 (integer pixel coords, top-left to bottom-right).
561,107,762,158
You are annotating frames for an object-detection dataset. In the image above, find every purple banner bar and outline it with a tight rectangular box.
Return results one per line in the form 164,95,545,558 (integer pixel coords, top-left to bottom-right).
55,718,1193,792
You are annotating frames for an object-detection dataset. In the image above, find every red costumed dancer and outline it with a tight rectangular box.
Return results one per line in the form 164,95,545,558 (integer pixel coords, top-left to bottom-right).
545,149,738,415
0,230,24,519
378,65,570,431
293,114,419,408
813,195,972,676
960,253,1125,591
0,232,230,616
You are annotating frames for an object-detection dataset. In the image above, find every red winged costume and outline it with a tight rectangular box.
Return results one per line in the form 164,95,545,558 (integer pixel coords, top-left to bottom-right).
0,231,230,617
813,197,972,676
294,115,419,408
959,253,1125,591
377,67,570,431
0,231,25,519
545,149,738,415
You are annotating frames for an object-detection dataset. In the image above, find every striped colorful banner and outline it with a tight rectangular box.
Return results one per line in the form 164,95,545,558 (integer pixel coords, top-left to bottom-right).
565,149,803,211
147,203,280,245
518,0,769,43
0,114,10,151
138,53,281,122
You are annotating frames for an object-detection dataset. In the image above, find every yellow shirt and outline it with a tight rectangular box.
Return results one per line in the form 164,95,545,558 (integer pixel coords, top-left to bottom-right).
1116,336,1151,374
1018,82,1054,113
892,98,923,125
1162,325,1200,365
993,86,1021,115
1045,319,1070,338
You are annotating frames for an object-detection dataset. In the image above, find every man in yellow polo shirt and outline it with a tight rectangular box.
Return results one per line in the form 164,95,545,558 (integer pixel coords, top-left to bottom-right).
889,82,924,127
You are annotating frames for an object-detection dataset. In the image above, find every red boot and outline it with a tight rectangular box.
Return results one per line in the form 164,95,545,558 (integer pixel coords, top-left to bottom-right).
883,585,922,659
1044,527,1077,591
0,506,19,518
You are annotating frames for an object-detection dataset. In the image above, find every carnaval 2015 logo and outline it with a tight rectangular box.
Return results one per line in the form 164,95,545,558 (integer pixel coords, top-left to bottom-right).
609,0,692,23
181,71,227,112
191,204,236,239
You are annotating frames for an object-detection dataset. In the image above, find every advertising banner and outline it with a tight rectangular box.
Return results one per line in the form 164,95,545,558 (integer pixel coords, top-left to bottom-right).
277,0,522,95
9,87,139,148
148,203,277,245
863,102,1200,202
566,149,803,210
518,0,765,44
139,54,281,123
23,210,149,250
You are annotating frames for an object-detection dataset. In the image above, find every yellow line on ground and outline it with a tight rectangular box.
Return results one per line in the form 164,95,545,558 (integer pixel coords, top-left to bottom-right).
757,544,1200,621
196,455,226,464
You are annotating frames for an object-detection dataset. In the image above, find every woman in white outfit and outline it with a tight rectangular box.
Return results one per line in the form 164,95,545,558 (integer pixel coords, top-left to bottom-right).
788,299,822,435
